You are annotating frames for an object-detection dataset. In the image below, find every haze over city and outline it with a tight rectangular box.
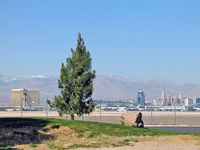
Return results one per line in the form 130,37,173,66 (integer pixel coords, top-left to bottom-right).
0,0,200,84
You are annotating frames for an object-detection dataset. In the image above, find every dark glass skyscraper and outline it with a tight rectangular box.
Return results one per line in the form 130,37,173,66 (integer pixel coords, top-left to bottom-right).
196,98,200,104
137,91,145,106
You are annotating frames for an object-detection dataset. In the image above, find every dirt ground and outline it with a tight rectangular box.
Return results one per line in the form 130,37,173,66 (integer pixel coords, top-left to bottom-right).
78,135,200,150
14,135,200,150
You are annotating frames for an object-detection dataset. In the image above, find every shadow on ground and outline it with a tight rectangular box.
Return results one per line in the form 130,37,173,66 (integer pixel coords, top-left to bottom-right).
0,118,53,147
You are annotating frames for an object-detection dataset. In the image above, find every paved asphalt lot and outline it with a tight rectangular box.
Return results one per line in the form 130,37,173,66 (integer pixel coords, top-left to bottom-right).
146,126,200,133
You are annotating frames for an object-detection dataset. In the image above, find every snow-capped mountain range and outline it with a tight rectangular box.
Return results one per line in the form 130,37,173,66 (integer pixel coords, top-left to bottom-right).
0,74,200,106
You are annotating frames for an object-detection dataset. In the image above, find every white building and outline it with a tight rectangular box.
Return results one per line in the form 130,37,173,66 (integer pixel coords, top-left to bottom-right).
11,88,39,107
184,98,193,107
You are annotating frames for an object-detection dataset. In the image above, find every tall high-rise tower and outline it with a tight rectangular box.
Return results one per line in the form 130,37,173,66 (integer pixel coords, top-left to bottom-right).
137,91,145,106
179,92,184,105
179,92,182,100
161,91,165,105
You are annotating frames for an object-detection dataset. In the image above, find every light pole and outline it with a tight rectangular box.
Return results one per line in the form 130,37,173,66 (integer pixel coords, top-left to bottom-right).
45,106,49,117
100,100,102,122
21,96,23,117
151,100,153,125
24,92,27,107
21,91,27,117
174,101,176,125
32,101,34,110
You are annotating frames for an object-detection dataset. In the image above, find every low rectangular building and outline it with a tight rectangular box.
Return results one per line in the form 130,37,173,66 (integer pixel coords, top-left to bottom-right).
11,88,39,107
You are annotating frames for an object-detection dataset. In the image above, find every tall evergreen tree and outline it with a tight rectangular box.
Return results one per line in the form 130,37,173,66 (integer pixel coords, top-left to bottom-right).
47,33,96,120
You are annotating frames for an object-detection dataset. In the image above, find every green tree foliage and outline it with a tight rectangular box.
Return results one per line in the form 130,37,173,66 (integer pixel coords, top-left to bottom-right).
47,33,96,120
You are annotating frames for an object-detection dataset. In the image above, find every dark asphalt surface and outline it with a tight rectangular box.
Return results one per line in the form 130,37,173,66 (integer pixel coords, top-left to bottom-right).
147,126,200,133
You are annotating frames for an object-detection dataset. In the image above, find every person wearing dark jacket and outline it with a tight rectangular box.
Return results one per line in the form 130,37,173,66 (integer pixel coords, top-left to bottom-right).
135,112,144,128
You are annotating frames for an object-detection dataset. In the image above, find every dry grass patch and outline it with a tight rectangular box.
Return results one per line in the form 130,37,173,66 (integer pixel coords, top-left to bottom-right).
40,125,142,149
15,125,143,149
44,125,81,147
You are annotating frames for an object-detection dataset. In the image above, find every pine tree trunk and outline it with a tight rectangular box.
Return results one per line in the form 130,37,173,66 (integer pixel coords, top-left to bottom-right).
71,114,74,120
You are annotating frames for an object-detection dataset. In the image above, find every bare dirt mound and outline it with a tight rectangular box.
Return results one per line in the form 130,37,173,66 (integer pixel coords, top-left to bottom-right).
45,125,82,147
119,112,137,126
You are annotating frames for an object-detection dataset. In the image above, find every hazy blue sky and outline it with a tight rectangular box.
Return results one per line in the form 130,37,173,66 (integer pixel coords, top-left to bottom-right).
0,0,199,84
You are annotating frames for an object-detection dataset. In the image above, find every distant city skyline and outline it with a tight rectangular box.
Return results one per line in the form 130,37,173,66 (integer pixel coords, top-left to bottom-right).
0,1,200,84
1,74,200,106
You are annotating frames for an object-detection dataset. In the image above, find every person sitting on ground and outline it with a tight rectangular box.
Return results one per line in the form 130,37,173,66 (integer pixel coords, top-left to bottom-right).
135,112,144,128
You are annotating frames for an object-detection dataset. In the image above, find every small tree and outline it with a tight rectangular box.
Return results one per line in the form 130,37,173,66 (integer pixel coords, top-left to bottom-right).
47,33,96,120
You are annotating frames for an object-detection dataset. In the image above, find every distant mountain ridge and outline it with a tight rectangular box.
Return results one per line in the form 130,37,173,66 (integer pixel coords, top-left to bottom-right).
0,74,200,106
0,74,45,82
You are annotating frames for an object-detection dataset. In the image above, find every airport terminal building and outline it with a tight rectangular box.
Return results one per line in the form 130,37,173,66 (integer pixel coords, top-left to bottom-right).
11,88,39,107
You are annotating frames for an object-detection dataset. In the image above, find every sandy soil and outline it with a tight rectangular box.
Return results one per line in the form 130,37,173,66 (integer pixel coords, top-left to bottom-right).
14,135,200,150
132,136,200,150
77,135,200,150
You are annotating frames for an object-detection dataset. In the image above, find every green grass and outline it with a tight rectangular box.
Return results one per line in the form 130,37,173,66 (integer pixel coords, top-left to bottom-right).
87,131,97,138
66,143,99,150
29,143,37,148
0,146,24,150
0,146,11,150
56,145,66,150
35,117,193,137
47,143,56,149
67,144,87,149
